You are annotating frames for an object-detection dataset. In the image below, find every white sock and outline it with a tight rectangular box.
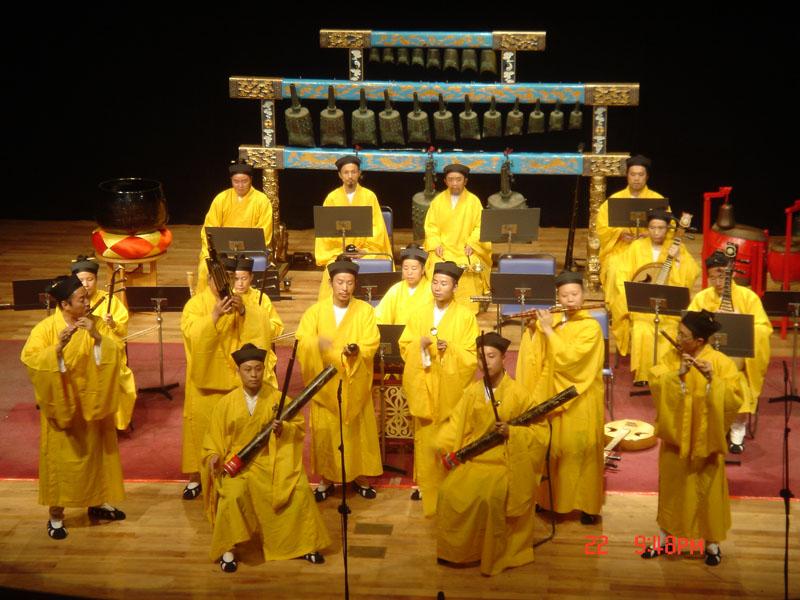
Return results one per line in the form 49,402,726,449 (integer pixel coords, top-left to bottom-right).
707,542,719,555
100,502,116,511
316,482,329,492
222,551,235,563
50,519,64,529
186,482,200,490
729,421,746,445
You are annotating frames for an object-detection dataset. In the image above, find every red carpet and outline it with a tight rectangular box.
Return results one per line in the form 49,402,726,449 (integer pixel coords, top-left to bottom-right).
1,340,796,498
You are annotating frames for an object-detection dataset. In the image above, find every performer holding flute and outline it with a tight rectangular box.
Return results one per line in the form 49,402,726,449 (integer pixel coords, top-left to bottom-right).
643,310,744,566
515,271,605,524
436,332,550,575
20,274,127,540
202,344,330,573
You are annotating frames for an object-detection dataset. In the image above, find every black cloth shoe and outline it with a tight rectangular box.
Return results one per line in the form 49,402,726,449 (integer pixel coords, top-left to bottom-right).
219,555,238,573
580,512,598,525
705,549,722,566
410,488,421,501
352,482,377,499
88,506,126,521
314,484,335,502
182,483,202,500
729,442,744,454
301,552,325,564
640,545,665,559
47,520,68,540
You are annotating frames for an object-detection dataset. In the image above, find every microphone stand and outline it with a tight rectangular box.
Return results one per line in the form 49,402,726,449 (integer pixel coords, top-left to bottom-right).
336,378,351,600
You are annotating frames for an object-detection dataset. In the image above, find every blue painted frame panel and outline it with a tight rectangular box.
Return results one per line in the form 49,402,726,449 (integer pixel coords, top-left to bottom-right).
370,31,493,48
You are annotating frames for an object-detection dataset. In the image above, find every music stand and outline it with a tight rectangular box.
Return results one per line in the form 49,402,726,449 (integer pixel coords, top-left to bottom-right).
480,208,541,257
313,206,372,255
763,291,800,395
608,198,671,236
355,272,402,304
491,273,555,334
375,324,407,474
125,286,191,400
9,278,59,313
206,226,272,289
704,312,754,358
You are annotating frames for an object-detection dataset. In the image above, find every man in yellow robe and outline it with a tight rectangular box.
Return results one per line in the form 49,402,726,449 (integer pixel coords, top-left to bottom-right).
21,274,126,540
688,250,771,453
423,163,492,314
180,271,273,499
296,257,383,500
196,161,274,293
612,209,699,383
515,271,605,523
375,243,433,325
70,256,137,430
315,155,393,300
643,310,744,566
399,261,478,515
436,332,549,576
201,343,331,572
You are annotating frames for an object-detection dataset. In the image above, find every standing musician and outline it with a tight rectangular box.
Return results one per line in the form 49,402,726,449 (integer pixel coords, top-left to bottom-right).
375,243,433,325
515,271,605,524
423,163,492,314
21,274,127,540
201,344,331,573
688,251,771,453
612,208,699,384
436,333,550,576
314,155,393,300
399,261,478,515
71,256,137,431
296,257,382,501
643,310,744,566
180,267,273,500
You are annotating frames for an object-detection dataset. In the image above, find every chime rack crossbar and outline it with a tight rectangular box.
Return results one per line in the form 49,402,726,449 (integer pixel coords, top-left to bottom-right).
319,30,547,50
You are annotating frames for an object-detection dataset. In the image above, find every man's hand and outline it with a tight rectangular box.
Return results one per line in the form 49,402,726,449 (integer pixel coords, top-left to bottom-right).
343,343,360,357
212,296,235,323
318,336,333,354
536,309,554,333
464,245,473,257
420,336,432,350
230,294,245,316
621,232,636,243
435,246,445,258
103,314,116,330
76,316,101,342
56,325,77,353
495,421,509,439
208,454,220,473
273,419,283,438
694,359,713,381
436,339,448,354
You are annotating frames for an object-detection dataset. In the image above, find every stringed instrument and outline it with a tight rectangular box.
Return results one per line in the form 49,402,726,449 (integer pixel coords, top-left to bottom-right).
603,419,657,467
632,212,693,285
718,242,739,313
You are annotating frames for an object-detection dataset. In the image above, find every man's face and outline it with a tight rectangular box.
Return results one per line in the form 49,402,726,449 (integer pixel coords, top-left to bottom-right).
431,273,456,303
556,283,584,309
61,286,89,319
707,266,726,295
401,258,424,287
338,164,360,191
331,272,356,305
234,271,253,295
647,219,669,246
480,345,505,380
238,360,265,395
627,165,648,194
76,271,97,297
444,172,466,196
677,323,703,354
231,173,252,197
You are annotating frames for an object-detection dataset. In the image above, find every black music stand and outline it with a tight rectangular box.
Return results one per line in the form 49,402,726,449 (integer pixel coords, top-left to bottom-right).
608,197,671,236
355,272,402,304
763,291,800,396
705,312,755,358
480,208,541,257
313,206,372,255
491,273,555,335
8,278,60,313
375,324,407,474
205,226,274,292
126,286,191,400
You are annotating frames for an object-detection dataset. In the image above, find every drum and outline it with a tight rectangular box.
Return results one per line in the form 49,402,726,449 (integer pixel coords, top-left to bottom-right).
96,178,168,235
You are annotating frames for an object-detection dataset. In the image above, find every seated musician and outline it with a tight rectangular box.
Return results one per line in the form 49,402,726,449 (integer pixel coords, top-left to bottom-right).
612,209,699,385
436,332,549,576
375,243,433,325
315,155,393,300
201,343,331,573
423,163,492,314
643,310,744,566
515,271,605,524
688,251,771,453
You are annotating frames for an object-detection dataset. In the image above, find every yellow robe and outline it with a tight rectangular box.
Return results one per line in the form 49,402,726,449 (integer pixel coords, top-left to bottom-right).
21,311,125,508
180,288,273,474
423,189,492,313
295,297,383,482
314,185,393,301
88,289,137,430
688,282,771,413
200,385,331,561
399,300,478,515
436,375,550,576
374,277,433,325
516,311,605,515
195,186,274,293
241,287,285,388
613,237,699,379
649,345,744,541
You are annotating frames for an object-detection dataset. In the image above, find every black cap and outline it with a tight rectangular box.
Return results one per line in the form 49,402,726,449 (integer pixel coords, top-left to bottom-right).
231,343,267,366
626,154,652,172
647,208,673,224
221,256,238,272
400,244,428,265
443,163,470,177
554,271,583,288
682,309,722,340
705,250,728,269
229,161,253,176
49,274,83,303
335,155,361,171
477,331,511,353
327,256,359,277
433,261,463,281
235,255,254,272
70,255,99,275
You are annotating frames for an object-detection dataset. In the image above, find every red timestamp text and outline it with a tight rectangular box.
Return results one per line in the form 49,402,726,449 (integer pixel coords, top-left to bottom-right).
583,535,705,556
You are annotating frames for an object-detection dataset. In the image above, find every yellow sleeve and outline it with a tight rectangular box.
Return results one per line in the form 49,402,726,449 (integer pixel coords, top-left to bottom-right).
21,321,76,428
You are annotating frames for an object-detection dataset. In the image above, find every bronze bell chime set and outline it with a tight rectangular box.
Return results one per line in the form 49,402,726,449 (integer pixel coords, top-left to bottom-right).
285,86,584,148
367,47,498,77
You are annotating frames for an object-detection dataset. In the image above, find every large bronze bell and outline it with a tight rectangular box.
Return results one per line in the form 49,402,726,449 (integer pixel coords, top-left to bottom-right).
443,48,459,73
461,49,478,73
412,152,438,241
568,102,583,130
528,99,545,133
482,96,502,139
351,88,377,147
459,94,480,140
407,92,431,144
716,202,737,229
284,83,315,147
379,89,405,146
480,50,497,77
426,48,441,70
548,101,564,132
320,85,346,147
488,157,527,209
505,97,524,136
433,93,456,142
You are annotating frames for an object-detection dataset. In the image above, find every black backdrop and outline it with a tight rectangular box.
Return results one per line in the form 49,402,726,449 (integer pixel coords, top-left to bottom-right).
6,13,793,234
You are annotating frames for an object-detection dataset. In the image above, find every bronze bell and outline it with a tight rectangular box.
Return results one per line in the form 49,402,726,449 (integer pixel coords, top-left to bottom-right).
528,99,545,134
351,88,377,147
284,83,315,147
396,48,410,66
320,85,346,147
407,92,431,144
459,95,481,140
443,48,459,72
412,152,438,241
461,49,478,73
379,89,405,146
411,48,425,68
505,97,524,136
368,47,381,64
568,102,583,130
433,93,456,142
716,202,737,229
488,157,527,209
382,48,395,65
548,101,564,131
482,96,502,139
480,50,497,77
426,48,441,70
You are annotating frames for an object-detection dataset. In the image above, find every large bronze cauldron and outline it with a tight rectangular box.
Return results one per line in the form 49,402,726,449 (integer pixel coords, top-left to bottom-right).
96,178,168,235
